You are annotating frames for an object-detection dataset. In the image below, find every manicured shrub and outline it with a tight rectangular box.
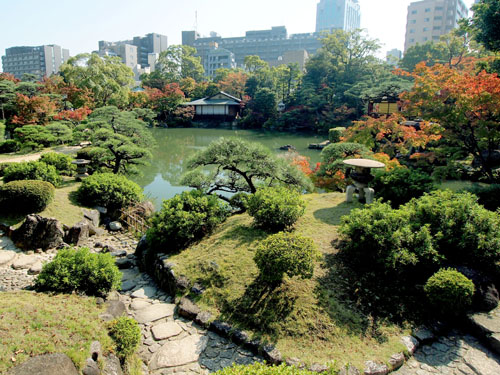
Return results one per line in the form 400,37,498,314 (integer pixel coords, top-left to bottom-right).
424,268,475,316
466,183,500,211
254,232,318,284
0,139,21,153
0,163,12,177
0,180,55,214
248,187,305,231
405,190,500,271
328,127,346,143
371,167,435,208
76,173,143,211
107,317,141,361
147,190,229,253
34,247,121,296
339,200,438,275
215,363,317,375
3,161,62,187
39,152,75,176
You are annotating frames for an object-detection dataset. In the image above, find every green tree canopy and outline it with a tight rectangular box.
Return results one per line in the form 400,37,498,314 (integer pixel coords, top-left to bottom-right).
155,45,204,82
470,0,500,52
60,53,134,108
180,138,312,201
78,106,155,174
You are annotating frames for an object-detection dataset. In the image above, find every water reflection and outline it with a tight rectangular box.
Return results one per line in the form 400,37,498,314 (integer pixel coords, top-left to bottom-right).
133,128,324,209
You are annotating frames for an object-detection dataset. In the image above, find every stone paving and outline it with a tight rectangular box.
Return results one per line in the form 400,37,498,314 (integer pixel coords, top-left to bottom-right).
2,230,500,375
394,331,500,375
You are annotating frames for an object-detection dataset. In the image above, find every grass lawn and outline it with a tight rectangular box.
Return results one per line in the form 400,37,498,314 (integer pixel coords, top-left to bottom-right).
438,179,488,192
0,291,114,373
168,192,408,369
0,180,84,227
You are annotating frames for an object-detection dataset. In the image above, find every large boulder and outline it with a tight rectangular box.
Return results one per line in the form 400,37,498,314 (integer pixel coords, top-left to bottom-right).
64,221,90,245
12,215,64,250
83,208,100,227
456,266,499,311
7,353,79,375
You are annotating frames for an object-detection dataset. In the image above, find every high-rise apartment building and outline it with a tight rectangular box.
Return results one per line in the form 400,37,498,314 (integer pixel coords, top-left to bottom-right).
98,41,138,70
98,33,168,70
203,44,237,78
2,45,70,79
182,26,321,69
316,0,361,32
404,0,469,51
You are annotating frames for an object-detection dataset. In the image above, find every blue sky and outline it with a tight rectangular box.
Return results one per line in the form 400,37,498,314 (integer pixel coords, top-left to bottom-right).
0,0,475,68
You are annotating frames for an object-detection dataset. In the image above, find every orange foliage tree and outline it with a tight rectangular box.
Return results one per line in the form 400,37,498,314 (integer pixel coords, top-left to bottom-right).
11,93,58,125
217,72,248,99
343,113,442,158
400,62,500,181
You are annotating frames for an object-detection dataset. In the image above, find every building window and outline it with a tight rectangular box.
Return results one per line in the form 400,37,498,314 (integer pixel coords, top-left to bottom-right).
433,26,441,30
410,29,415,34
434,16,443,20
423,27,429,31
436,6,443,10
423,37,428,41
410,38,415,43
411,10,417,14
425,8,431,12
425,18,430,22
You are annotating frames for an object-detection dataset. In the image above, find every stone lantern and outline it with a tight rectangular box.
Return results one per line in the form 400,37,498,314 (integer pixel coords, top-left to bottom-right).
343,159,385,204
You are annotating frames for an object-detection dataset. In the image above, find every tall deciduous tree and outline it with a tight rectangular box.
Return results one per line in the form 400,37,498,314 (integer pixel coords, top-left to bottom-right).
60,53,134,108
155,45,204,82
469,0,500,52
400,62,500,181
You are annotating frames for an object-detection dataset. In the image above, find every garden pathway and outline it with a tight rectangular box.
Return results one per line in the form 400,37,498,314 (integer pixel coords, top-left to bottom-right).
0,230,261,375
1,230,500,374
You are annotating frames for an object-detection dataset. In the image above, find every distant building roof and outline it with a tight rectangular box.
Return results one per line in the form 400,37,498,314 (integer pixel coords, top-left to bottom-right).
183,91,241,106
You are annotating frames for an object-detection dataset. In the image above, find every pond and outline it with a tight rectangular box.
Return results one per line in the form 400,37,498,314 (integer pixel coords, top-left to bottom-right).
132,128,325,209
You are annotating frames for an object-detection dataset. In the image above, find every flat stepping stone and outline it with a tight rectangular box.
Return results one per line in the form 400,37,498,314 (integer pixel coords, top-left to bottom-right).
130,299,151,311
0,250,17,265
134,303,175,324
149,334,208,370
131,286,158,299
120,280,136,292
151,322,183,340
11,254,38,270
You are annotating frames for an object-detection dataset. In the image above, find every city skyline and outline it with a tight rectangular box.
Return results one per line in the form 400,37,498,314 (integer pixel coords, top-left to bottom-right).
0,0,476,72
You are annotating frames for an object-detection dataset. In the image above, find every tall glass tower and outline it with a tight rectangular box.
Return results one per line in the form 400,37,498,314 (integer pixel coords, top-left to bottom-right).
316,0,361,32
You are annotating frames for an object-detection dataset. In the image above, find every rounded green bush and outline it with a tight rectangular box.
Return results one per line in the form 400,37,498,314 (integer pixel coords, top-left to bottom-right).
328,127,346,143
76,173,143,211
107,316,141,361
0,180,55,214
254,232,318,284
3,161,62,187
147,190,229,253
372,167,435,208
34,247,122,297
248,187,305,231
0,139,21,153
39,152,75,176
215,363,318,375
424,268,475,315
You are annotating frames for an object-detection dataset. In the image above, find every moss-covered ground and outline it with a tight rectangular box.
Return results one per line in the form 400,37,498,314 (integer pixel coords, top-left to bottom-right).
169,192,409,369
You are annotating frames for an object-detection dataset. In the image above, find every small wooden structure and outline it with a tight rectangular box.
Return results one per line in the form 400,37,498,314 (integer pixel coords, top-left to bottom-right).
367,95,401,117
182,91,242,121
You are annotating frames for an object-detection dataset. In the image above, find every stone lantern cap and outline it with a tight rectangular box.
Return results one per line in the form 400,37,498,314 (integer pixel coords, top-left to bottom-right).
72,159,91,165
343,158,385,169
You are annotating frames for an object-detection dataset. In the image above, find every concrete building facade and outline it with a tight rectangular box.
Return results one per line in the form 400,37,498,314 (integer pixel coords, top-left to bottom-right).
2,45,70,79
316,0,361,32
98,41,138,70
404,0,469,51
132,33,168,68
182,26,321,69
203,44,237,78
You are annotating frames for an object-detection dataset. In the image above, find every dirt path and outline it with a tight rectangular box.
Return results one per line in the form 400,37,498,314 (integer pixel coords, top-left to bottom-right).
0,146,81,164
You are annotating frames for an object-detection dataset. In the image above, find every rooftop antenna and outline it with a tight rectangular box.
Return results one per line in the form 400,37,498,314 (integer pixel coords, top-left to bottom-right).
194,11,198,33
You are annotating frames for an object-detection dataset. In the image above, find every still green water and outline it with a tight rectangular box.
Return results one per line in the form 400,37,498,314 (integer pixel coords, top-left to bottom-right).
133,128,325,209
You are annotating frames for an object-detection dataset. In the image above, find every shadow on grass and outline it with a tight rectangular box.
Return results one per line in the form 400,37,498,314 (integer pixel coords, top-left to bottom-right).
313,201,360,226
220,275,298,340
